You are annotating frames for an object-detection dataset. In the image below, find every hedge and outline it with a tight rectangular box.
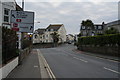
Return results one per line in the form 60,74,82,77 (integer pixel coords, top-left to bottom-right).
78,34,120,46
2,27,18,64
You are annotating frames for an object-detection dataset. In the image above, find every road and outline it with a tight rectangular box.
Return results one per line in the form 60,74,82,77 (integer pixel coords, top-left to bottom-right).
39,44,119,78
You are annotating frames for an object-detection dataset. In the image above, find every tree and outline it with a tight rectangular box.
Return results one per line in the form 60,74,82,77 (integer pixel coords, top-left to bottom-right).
105,27,119,34
81,19,94,36
51,32,59,46
81,19,94,29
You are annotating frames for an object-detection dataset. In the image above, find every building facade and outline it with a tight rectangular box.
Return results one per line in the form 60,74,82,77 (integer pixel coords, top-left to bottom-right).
80,23,105,36
0,1,16,28
33,24,67,44
104,20,120,32
66,34,74,43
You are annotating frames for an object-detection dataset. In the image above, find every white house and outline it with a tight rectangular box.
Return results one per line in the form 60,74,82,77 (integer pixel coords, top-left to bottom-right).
0,1,19,80
46,24,66,43
33,24,67,44
0,0,16,28
33,28,46,43
104,20,120,32
66,34,74,43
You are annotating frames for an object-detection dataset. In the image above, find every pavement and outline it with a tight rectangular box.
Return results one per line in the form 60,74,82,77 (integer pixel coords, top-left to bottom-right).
6,49,42,78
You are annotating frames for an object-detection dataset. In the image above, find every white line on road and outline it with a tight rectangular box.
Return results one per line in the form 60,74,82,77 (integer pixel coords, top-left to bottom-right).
104,67,120,74
73,57,88,63
37,49,56,80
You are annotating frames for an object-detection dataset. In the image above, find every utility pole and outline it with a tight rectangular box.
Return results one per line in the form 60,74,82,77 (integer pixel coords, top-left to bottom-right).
22,0,24,11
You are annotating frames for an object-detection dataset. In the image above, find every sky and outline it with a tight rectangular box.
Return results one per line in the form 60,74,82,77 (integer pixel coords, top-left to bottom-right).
15,0,119,35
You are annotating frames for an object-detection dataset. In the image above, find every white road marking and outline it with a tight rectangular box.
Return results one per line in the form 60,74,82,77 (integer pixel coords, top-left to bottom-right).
34,65,38,68
37,49,56,79
73,57,88,63
104,67,120,74
94,56,119,63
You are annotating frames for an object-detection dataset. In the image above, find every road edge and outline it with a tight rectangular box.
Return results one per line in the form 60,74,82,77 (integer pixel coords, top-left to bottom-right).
73,49,120,62
37,49,56,80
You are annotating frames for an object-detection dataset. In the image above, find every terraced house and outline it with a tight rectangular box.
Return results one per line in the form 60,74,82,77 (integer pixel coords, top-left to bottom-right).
33,24,66,44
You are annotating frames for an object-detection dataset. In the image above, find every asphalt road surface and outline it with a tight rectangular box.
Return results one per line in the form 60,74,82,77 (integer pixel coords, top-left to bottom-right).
39,44,119,78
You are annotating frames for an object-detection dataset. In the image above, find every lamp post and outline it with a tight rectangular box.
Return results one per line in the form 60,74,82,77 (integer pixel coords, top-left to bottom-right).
22,0,24,11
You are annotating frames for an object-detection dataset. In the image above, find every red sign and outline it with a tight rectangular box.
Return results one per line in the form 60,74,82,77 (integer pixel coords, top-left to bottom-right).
16,19,22,22
12,27,19,31
13,23,18,27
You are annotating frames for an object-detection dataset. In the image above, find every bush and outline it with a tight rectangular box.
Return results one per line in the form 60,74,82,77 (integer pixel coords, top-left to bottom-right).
2,27,18,64
78,34,120,46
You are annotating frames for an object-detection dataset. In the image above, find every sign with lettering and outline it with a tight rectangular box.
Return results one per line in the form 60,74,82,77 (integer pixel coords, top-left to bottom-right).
11,10,34,33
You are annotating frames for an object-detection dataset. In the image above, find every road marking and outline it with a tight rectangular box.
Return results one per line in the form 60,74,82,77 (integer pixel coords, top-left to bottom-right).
94,56,119,63
37,49,56,80
104,67,120,74
73,57,88,63
34,65,38,68
73,50,119,63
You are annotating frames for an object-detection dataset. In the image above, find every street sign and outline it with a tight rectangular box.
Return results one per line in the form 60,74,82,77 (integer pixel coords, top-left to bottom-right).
11,10,34,33
19,23,34,33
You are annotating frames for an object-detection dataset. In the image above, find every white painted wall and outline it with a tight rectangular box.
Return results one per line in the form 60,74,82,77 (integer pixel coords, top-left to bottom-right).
0,57,18,80
0,2,16,27
0,68,2,80
58,25,66,43
0,1,2,26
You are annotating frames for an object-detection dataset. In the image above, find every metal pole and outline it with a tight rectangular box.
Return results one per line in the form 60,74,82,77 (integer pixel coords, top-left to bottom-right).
22,0,24,11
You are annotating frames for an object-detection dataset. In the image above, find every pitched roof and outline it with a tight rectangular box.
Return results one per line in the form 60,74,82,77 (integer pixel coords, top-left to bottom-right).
46,24,63,31
106,20,120,27
35,28,46,35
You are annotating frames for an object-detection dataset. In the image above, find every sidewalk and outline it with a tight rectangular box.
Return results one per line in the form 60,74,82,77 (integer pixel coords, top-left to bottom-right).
6,49,41,78
74,49,120,62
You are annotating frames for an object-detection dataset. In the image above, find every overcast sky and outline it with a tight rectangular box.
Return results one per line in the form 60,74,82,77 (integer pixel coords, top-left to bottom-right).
16,0,119,34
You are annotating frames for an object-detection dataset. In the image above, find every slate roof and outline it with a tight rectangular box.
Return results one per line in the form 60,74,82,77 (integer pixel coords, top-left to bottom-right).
46,24,63,31
106,20,120,27
35,28,46,35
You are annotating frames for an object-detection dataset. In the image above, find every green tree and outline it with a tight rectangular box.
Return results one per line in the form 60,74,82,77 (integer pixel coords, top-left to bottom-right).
81,19,94,29
51,32,59,46
105,27,119,34
81,19,94,36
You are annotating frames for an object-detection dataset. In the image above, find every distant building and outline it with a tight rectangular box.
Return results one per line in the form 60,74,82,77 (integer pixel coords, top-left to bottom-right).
80,22,105,36
104,20,120,32
33,24,66,44
74,34,79,42
33,28,46,43
66,34,74,43
46,24,66,43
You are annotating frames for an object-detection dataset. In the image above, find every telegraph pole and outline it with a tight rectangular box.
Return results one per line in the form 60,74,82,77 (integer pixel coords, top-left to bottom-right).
22,0,24,11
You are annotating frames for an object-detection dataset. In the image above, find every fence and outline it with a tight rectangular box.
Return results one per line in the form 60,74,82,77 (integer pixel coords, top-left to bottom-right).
2,27,18,64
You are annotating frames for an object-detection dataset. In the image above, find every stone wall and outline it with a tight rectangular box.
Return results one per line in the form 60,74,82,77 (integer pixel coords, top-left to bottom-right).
78,45,119,57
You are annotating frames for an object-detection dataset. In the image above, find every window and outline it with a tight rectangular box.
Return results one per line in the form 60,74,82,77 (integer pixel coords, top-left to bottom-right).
94,26,97,29
98,26,102,29
4,8,10,22
35,35,37,39
51,29,54,31
81,26,85,29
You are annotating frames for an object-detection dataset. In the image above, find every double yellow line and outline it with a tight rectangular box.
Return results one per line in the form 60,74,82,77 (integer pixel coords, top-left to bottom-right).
37,49,56,80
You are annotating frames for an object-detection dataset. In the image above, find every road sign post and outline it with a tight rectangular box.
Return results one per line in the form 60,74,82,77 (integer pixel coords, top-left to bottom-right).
11,10,34,49
11,10,34,33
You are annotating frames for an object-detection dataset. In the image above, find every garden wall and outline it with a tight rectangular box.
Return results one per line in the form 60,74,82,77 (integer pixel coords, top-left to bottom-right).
77,34,120,57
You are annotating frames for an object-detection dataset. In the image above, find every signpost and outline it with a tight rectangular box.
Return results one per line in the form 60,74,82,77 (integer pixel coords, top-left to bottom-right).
11,10,34,49
11,10,34,33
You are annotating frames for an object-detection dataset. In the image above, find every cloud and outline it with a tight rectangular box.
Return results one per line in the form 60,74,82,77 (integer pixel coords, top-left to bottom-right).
23,2,118,34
